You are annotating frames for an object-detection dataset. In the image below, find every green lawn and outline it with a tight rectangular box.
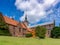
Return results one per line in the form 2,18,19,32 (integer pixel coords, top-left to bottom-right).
0,36,60,45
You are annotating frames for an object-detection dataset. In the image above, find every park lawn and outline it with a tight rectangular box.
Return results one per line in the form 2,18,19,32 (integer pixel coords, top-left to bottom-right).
0,36,60,45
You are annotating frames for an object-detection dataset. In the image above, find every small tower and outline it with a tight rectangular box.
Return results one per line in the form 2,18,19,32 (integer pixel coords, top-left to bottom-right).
24,15,29,26
25,15,28,23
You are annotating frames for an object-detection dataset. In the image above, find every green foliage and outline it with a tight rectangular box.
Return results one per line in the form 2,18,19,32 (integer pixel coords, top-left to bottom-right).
25,33,33,37
0,22,8,30
51,27,60,38
0,13,10,36
0,13,8,30
0,29,11,36
35,26,46,39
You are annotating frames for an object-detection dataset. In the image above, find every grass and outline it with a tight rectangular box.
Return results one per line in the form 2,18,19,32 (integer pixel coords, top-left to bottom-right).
0,36,60,45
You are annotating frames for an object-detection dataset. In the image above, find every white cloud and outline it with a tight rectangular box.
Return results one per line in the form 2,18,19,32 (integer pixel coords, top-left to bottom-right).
15,0,59,24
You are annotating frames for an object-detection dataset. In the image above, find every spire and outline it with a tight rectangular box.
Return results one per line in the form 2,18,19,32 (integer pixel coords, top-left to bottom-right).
24,15,29,26
25,15,27,22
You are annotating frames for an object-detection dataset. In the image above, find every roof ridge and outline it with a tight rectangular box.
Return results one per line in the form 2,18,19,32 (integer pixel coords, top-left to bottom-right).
29,21,54,28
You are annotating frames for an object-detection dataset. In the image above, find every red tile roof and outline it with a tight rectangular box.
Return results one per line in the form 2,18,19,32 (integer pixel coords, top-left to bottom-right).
3,16,18,26
19,23,26,29
27,28,32,32
3,16,32,32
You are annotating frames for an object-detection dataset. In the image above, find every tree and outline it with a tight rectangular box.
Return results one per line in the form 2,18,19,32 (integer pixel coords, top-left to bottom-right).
51,27,60,38
0,12,10,36
35,26,46,39
0,12,8,30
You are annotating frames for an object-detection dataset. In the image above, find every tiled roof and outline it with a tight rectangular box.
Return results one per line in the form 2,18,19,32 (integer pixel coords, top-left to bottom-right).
29,21,54,28
3,16,32,32
19,23,26,29
19,23,32,32
3,16,18,26
26,28,32,32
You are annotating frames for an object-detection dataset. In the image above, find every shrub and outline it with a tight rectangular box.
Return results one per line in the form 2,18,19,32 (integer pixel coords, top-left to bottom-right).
35,26,46,39
51,27,60,38
0,29,11,36
25,33,33,37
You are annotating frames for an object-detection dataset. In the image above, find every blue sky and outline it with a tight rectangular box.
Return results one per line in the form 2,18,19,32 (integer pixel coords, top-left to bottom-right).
0,0,60,26
0,0,24,21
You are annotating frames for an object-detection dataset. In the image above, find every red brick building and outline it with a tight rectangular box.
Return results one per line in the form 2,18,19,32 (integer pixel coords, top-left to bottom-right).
0,13,35,37
29,21,55,37
0,13,55,37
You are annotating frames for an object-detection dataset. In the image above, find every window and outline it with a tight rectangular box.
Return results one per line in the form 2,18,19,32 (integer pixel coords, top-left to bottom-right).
19,28,21,32
49,25,51,27
22,28,26,35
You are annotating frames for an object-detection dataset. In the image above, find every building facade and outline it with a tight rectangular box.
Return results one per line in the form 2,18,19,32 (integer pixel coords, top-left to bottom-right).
30,21,55,37
0,13,55,37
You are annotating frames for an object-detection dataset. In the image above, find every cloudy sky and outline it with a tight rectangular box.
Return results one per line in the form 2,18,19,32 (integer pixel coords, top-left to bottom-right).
0,0,60,26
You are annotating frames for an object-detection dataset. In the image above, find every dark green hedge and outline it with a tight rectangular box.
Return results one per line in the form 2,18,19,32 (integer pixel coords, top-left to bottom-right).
25,33,33,37
0,29,11,36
